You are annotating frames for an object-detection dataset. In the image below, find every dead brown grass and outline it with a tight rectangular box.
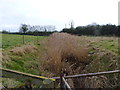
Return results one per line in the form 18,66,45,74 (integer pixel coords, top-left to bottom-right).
10,44,37,56
40,33,90,76
40,34,119,88
1,52,10,65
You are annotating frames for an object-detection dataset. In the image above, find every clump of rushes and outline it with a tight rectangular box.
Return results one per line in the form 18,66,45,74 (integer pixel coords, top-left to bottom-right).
40,33,90,76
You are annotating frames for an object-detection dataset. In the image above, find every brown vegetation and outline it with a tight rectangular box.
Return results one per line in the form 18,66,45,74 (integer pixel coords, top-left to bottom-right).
40,33,90,76
1,52,10,65
10,44,37,56
79,47,119,88
40,33,119,88
75,36,119,88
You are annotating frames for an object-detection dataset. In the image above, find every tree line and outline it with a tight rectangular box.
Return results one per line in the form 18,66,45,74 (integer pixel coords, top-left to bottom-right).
1,23,120,37
1,24,57,36
62,24,120,37
19,24,57,36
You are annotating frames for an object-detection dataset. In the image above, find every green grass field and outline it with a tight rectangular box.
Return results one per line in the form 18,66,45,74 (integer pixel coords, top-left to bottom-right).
1,33,119,88
2,34,46,49
2,34,47,88
2,34,47,74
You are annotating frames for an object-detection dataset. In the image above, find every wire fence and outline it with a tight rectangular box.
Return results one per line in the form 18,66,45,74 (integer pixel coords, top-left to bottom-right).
1,68,120,89
52,70,120,89
0,68,55,88
52,70,120,79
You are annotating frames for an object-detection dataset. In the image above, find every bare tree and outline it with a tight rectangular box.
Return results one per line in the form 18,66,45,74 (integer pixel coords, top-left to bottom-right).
20,24,28,44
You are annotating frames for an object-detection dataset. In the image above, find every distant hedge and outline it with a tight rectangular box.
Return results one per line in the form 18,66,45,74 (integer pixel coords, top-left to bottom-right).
2,32,55,36
62,24,120,37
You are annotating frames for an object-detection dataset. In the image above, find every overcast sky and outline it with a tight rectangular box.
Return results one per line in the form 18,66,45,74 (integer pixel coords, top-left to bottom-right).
0,0,119,32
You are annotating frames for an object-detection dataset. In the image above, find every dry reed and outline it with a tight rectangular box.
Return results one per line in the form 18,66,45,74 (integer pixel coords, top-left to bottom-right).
40,33,90,76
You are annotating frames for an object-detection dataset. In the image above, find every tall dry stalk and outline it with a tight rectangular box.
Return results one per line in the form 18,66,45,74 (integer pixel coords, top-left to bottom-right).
39,33,90,76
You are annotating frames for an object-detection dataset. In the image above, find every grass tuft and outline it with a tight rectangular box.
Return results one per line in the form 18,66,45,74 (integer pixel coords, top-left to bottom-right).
10,44,37,56
40,33,90,76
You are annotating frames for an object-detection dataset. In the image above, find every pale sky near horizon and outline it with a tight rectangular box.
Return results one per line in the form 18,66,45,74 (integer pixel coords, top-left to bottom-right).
0,0,119,32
